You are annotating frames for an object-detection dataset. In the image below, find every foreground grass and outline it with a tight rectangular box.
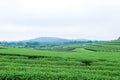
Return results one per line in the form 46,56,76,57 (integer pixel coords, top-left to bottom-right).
0,47,120,80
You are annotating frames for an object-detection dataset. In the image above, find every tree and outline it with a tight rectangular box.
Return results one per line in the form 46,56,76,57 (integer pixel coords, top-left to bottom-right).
118,37,120,40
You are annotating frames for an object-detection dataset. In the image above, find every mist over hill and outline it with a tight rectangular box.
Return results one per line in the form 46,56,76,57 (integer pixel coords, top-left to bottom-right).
24,37,70,43
118,37,120,40
0,37,97,49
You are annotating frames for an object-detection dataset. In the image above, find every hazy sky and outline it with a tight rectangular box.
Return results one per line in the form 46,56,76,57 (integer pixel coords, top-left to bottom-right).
0,0,120,41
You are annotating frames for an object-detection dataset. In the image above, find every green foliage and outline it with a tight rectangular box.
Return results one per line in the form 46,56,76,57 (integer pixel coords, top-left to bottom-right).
81,59,93,66
0,40,120,80
83,40,120,52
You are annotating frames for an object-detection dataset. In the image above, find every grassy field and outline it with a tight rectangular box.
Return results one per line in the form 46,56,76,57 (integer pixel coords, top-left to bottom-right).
0,40,120,80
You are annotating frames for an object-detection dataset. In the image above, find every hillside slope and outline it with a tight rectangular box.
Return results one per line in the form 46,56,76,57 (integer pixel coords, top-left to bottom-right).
83,40,120,52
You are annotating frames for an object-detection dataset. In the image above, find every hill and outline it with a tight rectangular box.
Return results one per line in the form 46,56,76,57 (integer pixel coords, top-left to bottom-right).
0,37,97,48
24,37,69,43
0,39,120,79
82,39,120,52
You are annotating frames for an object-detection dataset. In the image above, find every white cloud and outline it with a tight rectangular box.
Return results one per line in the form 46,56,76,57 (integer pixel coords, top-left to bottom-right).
0,0,120,40
0,24,119,41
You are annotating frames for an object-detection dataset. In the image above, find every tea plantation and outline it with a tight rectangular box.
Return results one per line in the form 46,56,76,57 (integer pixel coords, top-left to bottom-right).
0,40,120,80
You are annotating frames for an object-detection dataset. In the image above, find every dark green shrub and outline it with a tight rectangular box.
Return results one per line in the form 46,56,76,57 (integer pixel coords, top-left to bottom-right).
81,60,93,66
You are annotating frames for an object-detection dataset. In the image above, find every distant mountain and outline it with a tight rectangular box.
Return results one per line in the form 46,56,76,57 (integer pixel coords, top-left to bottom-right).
24,37,70,43
0,37,98,48
71,39,90,41
24,37,93,43
118,37,120,40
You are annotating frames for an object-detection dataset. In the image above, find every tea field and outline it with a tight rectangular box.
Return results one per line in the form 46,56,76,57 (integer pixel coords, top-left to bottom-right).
0,40,120,80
